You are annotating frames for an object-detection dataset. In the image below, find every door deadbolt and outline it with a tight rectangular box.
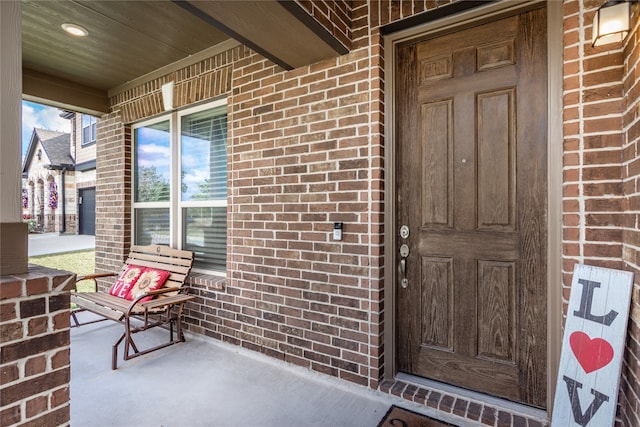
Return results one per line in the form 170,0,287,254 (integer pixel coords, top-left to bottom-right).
400,244,409,257
400,225,410,239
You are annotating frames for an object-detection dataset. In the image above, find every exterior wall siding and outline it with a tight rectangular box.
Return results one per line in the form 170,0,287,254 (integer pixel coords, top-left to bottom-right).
91,1,640,425
74,116,97,165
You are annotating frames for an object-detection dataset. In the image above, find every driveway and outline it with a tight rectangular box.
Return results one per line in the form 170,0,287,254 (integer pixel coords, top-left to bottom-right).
28,233,95,256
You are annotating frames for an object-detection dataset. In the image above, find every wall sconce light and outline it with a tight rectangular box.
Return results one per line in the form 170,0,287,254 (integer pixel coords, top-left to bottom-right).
37,149,42,160
592,1,631,47
161,81,174,111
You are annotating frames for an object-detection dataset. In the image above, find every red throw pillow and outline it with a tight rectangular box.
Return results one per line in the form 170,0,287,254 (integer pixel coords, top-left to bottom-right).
109,265,144,298
126,268,171,302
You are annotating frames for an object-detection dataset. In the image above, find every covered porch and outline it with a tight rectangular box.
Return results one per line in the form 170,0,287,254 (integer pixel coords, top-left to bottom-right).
2,1,640,426
70,312,465,427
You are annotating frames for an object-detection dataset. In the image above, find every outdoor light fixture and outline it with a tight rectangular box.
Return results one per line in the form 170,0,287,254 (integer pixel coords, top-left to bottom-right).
592,1,631,47
161,81,175,111
61,23,89,37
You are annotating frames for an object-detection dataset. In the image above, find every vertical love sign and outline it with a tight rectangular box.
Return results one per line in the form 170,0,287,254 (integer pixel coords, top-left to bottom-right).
551,264,633,427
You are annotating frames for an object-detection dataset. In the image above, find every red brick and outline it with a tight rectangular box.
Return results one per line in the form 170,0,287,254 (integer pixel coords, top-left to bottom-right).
51,348,70,370
0,405,21,426
50,386,69,409
25,355,46,377
0,280,23,300
25,395,48,418
25,277,49,296
52,311,70,330
1,363,19,384
28,316,48,336
481,406,497,425
0,302,17,322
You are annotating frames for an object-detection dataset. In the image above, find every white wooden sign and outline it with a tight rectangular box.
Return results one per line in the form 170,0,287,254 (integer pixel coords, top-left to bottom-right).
551,264,633,427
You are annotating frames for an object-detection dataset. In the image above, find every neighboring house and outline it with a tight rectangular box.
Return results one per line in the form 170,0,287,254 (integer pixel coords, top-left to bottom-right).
21,112,97,235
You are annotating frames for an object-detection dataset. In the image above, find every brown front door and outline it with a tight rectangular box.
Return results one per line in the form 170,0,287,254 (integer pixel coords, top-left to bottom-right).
395,7,548,408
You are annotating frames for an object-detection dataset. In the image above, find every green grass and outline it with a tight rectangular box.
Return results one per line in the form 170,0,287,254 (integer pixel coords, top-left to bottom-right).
29,250,96,292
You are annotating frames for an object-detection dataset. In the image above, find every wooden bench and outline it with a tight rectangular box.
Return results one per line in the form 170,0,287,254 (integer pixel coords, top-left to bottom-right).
71,244,195,369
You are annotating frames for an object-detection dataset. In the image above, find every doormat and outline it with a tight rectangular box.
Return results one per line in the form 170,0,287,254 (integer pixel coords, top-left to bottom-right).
377,405,458,427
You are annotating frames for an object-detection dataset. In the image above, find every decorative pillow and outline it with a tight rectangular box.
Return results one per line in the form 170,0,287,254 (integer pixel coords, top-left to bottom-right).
109,264,144,298
126,268,171,302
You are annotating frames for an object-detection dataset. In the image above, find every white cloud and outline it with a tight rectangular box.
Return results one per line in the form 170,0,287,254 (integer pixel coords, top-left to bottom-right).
22,101,70,134
139,143,170,156
22,101,71,156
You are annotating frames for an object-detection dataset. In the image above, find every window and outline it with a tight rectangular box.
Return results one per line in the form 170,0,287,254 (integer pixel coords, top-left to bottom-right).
82,115,97,145
133,100,227,272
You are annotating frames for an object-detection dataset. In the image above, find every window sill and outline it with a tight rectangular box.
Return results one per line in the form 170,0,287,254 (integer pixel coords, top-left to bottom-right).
189,271,226,291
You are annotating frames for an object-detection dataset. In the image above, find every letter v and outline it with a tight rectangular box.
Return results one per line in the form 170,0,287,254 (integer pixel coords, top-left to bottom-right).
562,376,609,426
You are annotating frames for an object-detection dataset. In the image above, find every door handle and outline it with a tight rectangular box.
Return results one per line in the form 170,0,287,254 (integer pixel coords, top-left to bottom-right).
399,258,408,288
399,244,409,288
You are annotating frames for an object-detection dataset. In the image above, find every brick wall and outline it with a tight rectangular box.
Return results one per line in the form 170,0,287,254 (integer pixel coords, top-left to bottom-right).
0,267,75,426
223,41,381,387
562,1,640,426
562,0,626,277
295,0,352,50
94,111,132,281
621,3,640,426
110,49,235,124
371,0,456,26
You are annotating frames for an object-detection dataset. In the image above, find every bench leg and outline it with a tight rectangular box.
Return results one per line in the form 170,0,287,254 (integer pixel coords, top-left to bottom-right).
71,311,80,328
70,309,109,328
112,329,140,370
111,305,189,369
112,333,125,370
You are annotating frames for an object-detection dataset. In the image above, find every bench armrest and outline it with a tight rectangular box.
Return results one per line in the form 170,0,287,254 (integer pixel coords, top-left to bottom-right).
125,287,190,316
146,287,181,296
75,273,117,292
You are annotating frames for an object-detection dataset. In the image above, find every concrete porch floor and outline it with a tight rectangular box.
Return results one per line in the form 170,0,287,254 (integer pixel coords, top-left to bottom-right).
70,312,474,427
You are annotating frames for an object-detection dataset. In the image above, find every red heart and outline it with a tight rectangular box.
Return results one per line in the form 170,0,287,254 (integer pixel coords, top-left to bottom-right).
570,331,614,374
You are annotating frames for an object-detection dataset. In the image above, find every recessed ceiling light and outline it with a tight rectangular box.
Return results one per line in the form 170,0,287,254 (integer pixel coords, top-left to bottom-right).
61,23,88,37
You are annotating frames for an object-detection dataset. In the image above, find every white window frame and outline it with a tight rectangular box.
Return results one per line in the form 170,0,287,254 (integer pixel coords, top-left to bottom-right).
81,115,97,146
131,98,227,274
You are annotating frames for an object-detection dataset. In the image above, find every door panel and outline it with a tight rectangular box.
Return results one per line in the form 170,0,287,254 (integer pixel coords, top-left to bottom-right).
477,260,515,362
395,7,547,408
477,89,515,230
420,100,453,227
421,257,453,350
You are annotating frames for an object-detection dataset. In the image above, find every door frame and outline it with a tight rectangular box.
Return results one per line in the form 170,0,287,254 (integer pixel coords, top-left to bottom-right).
383,0,563,412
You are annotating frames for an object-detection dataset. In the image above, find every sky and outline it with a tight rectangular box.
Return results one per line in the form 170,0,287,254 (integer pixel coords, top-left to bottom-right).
21,100,71,159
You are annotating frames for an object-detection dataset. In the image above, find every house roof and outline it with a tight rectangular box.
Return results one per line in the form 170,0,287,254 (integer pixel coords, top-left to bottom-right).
22,128,73,176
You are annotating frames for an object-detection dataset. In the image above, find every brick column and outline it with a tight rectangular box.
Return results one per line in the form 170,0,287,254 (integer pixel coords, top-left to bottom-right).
94,111,131,287
0,266,75,426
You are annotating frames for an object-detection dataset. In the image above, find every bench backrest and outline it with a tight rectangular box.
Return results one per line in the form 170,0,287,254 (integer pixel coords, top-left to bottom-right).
121,245,194,295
